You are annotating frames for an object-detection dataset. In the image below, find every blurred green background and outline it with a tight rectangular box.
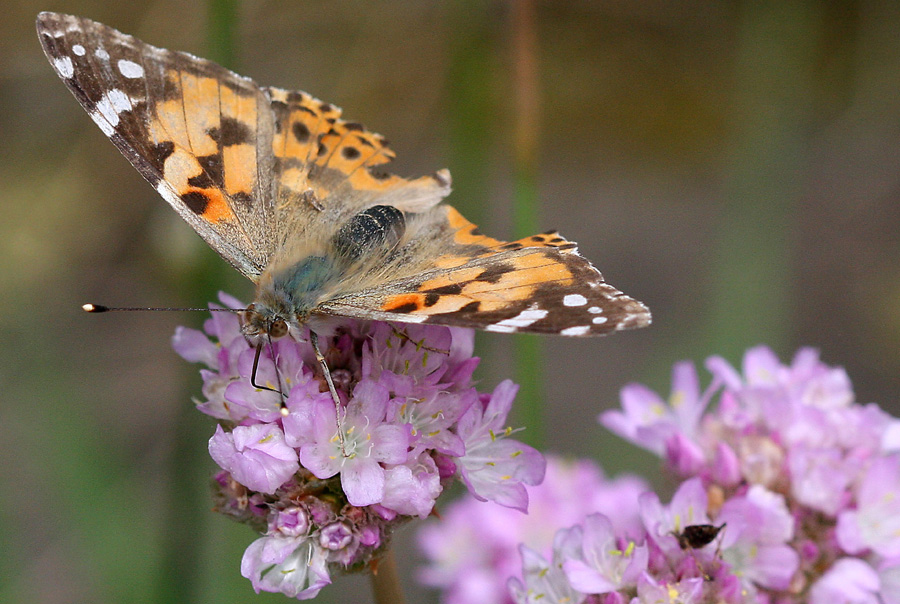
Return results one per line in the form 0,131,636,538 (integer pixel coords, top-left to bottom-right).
3,1,900,603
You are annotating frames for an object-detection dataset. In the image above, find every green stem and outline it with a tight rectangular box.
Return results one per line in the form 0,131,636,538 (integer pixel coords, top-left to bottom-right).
705,1,820,361
207,0,238,69
510,0,544,448
370,549,406,604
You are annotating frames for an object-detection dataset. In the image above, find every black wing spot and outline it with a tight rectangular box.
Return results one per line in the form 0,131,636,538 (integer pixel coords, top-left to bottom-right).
425,283,463,295
388,301,419,314
458,301,481,314
189,154,224,189
476,263,514,284
148,141,175,173
424,293,441,307
209,116,252,146
499,242,523,251
368,167,391,180
182,191,210,215
286,91,307,104
342,146,361,160
292,122,310,143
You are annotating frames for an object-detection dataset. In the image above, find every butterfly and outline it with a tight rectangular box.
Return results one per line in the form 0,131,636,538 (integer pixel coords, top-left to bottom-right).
37,12,650,354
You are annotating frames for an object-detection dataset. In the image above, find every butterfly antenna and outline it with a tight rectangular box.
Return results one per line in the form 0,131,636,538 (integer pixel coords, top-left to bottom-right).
83,303,242,313
310,330,347,454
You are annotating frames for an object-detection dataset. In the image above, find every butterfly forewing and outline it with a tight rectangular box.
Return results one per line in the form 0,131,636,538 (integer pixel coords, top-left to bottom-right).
37,12,274,278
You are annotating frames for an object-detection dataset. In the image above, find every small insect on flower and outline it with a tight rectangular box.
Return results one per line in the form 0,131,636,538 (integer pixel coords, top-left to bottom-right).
673,523,727,550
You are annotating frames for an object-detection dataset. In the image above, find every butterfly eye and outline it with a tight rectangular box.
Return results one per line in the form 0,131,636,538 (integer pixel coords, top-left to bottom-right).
269,319,288,338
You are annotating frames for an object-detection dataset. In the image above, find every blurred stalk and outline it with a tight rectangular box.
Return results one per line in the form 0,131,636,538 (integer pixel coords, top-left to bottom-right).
208,0,239,71
371,550,406,604
446,4,501,393
706,1,821,361
446,0,495,228
153,2,242,602
509,0,544,448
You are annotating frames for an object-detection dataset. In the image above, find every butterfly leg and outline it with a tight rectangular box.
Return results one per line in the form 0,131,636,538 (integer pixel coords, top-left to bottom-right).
390,326,451,355
309,330,347,453
249,340,289,414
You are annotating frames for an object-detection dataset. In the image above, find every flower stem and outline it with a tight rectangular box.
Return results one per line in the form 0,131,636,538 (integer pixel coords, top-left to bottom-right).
370,549,406,604
510,0,545,448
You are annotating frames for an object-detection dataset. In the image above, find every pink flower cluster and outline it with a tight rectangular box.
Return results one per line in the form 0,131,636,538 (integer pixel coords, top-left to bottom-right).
173,293,545,600
420,346,900,604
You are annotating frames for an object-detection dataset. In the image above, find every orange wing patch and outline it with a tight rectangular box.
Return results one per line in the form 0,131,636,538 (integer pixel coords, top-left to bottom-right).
142,68,268,224
442,206,579,254
268,88,451,213
445,207,503,247
382,249,577,316
269,87,341,201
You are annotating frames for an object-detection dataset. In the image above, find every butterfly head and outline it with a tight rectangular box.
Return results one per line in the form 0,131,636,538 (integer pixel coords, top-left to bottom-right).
240,301,301,345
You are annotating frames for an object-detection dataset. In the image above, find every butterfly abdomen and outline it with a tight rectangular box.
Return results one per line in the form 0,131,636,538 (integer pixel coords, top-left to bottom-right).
332,205,405,263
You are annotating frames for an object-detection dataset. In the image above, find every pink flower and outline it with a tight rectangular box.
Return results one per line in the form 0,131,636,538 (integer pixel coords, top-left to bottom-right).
295,380,410,507
177,294,544,600
456,380,545,511
208,424,299,494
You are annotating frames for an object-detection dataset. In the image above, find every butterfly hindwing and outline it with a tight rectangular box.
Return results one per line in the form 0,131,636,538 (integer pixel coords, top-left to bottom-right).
266,86,452,254
319,205,651,336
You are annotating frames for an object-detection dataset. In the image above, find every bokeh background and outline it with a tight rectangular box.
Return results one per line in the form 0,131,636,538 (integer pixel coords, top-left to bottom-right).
3,1,900,602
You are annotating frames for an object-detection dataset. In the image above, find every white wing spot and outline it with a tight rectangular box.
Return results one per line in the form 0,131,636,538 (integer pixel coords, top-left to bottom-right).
95,48,110,60
89,110,115,136
398,315,428,324
563,294,587,307
156,182,181,206
109,89,132,112
91,89,132,134
561,325,590,336
485,324,517,333
592,316,608,325
53,56,74,79
72,44,86,56
490,306,549,330
587,306,603,314
117,59,144,78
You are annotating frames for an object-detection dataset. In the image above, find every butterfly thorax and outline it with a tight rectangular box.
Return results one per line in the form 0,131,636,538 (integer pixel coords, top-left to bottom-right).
241,204,409,342
242,259,336,341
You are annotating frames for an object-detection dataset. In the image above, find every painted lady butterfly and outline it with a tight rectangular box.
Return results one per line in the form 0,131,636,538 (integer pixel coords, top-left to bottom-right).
37,13,650,346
